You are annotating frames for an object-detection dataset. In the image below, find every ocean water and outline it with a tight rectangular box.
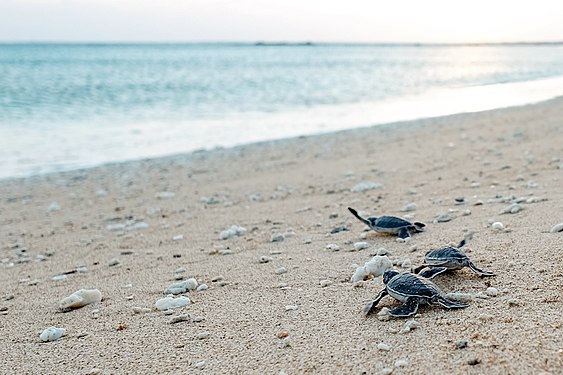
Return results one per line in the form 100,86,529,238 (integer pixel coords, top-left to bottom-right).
2,43,563,179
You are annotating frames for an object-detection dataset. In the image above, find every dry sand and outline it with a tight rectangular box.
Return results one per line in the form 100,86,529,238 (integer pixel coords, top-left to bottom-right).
1,97,562,375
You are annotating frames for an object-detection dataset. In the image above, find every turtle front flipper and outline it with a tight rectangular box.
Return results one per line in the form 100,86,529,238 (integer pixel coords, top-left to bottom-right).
398,227,411,239
348,207,372,227
418,267,448,279
466,261,496,277
363,288,388,316
435,296,469,309
389,297,419,317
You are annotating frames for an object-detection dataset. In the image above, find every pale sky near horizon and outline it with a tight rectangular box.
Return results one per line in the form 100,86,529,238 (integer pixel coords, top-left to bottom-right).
1,0,562,43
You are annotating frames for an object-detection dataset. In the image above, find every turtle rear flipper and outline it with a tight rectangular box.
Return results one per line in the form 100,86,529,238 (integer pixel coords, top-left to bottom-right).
413,222,425,232
418,267,448,279
436,296,469,309
398,227,411,239
363,288,388,316
348,207,371,227
389,297,419,317
467,261,496,277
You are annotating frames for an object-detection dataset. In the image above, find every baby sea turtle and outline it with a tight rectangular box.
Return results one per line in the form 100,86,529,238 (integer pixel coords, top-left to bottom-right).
348,207,425,239
413,239,496,278
364,270,468,317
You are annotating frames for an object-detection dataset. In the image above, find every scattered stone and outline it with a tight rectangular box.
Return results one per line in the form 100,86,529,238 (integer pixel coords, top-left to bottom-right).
259,256,273,263
193,360,206,370
491,222,504,230
47,202,61,212
164,278,198,295
478,313,494,321
473,292,490,299
76,266,88,273
454,197,465,205
401,319,420,333
353,242,369,251
507,299,520,307
467,358,480,366
376,247,389,256
377,342,391,351
329,212,339,219
197,331,209,340
277,331,289,339
192,316,204,322
470,182,480,188
155,296,190,311
60,289,102,311
445,293,473,303
219,225,247,240
129,222,149,230
271,233,285,242
172,235,184,241
325,244,340,251
218,249,234,255
462,209,471,216
485,287,499,297
169,314,191,324
434,214,452,223
351,181,383,193
319,279,332,287
380,368,394,375
400,258,412,269
350,255,392,282
473,200,484,206
108,258,120,267
40,327,65,342
330,226,349,234
500,203,523,214
52,275,67,282
377,307,392,321
394,359,409,367
400,203,417,212
106,223,126,231
132,307,151,314
278,338,291,348
550,223,563,233
196,284,208,292
275,267,288,275
285,305,298,311
455,339,468,349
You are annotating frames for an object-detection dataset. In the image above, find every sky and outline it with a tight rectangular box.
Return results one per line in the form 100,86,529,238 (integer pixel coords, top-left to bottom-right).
1,0,563,43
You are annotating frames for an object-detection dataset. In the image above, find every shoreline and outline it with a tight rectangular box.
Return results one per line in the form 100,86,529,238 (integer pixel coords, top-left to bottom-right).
1,96,562,374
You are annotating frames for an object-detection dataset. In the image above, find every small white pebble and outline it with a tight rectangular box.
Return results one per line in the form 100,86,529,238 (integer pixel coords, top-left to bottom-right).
197,331,209,339
278,338,291,348
325,243,340,251
377,307,392,321
507,299,520,306
353,241,369,251
40,327,65,342
271,233,285,242
196,284,208,292
193,360,205,370
401,319,420,333
377,342,391,351
285,305,298,311
446,293,473,303
319,279,332,287
108,258,120,267
491,222,504,230
394,358,409,367
259,256,273,263
550,223,563,233
380,368,394,375
275,267,288,275
52,275,67,282
172,235,184,241
485,287,499,297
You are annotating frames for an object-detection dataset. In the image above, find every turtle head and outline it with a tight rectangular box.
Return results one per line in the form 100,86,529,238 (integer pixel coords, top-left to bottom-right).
382,270,399,284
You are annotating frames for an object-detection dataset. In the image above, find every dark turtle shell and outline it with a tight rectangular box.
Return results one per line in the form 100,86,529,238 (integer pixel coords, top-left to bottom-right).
385,272,440,299
372,216,413,229
425,247,468,265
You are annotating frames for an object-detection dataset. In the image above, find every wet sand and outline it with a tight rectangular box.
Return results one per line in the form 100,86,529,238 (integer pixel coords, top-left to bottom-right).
1,97,562,374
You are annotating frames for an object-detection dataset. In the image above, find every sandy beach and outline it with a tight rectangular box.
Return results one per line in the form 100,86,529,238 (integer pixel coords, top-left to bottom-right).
1,97,562,374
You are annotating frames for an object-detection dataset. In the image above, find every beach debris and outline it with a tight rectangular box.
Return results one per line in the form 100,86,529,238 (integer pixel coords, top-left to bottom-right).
169,314,191,324
108,258,121,267
47,202,61,212
462,209,471,216
380,368,394,375
325,243,340,251
193,360,206,370
285,305,298,311
348,207,425,239
377,342,391,351
433,213,452,223
467,358,480,366
500,203,523,214
319,279,332,287
394,359,409,367
454,197,465,205
155,296,190,311
350,255,392,282
351,181,383,193
276,331,289,339
330,226,349,234
259,255,273,263
445,293,473,303
550,223,563,233
400,202,417,212
364,270,468,317
275,267,288,275
197,331,210,340
278,338,291,348
271,233,285,242
60,289,102,311
353,241,369,251
172,235,184,241
414,238,495,278
132,307,152,314
40,327,65,342
377,307,392,321
401,319,420,333
164,278,198,295
507,298,520,307
455,339,468,349
491,222,504,230
196,284,208,292
219,225,246,240
485,287,499,297
52,275,67,282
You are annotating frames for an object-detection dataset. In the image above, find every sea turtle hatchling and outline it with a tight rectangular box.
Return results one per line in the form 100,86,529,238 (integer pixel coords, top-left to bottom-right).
364,270,468,317
348,207,425,239
413,238,496,278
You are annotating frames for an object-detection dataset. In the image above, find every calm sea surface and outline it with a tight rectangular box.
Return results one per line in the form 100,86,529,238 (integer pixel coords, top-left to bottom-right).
2,43,563,178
